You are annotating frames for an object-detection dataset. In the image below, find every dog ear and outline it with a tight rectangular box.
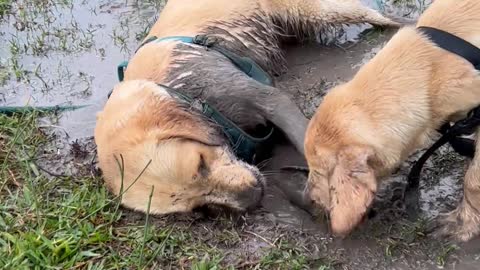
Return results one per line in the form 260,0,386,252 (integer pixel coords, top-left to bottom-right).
329,145,377,236
135,93,225,148
154,127,224,147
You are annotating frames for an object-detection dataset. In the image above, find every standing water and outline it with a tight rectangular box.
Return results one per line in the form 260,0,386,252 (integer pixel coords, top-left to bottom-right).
0,0,166,139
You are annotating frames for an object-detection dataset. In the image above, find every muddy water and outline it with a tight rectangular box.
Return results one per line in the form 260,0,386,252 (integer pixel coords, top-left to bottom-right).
0,0,166,139
4,0,480,268
0,0,443,232
0,0,426,140
0,0,424,136
265,0,436,230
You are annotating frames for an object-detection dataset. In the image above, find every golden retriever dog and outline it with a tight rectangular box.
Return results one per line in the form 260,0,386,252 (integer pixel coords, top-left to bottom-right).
95,0,402,215
304,0,480,241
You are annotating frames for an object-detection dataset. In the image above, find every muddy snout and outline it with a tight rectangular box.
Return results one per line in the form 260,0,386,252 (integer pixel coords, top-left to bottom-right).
234,168,265,210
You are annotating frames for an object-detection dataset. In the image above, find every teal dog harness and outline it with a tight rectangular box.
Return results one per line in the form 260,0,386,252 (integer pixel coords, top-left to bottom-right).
114,35,274,164
117,35,273,85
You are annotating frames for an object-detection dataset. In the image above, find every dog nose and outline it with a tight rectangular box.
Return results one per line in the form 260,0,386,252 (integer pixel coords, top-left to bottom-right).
236,185,264,210
235,173,265,210
303,183,314,203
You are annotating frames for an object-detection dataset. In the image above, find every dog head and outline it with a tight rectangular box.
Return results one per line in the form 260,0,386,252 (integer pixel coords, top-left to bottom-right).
95,80,264,214
303,86,378,236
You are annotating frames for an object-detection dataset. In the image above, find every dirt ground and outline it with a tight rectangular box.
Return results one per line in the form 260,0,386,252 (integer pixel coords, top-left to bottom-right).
2,0,480,269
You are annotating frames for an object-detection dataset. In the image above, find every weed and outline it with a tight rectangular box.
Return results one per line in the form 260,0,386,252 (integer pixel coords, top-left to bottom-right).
436,244,459,268
383,219,428,258
0,0,10,17
0,113,173,269
191,255,226,270
0,112,328,269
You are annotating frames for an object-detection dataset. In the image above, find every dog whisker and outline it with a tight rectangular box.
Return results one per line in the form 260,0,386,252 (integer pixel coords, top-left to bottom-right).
256,158,272,170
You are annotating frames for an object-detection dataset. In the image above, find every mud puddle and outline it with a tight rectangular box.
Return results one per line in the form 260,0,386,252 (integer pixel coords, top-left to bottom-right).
2,0,480,269
263,0,480,268
0,0,166,139
0,0,424,139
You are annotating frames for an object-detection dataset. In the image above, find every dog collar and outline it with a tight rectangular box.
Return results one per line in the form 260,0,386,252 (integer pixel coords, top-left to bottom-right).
407,27,480,191
112,35,275,164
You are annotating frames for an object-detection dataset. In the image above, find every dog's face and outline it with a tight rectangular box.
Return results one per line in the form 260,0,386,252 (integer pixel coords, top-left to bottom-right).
95,80,264,214
303,89,378,236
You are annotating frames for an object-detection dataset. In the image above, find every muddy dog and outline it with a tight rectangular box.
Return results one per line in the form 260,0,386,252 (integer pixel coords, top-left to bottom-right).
95,0,402,215
304,0,480,242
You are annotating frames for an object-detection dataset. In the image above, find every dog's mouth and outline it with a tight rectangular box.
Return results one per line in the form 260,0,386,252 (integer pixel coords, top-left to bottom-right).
230,170,265,211
193,165,265,214
281,165,310,175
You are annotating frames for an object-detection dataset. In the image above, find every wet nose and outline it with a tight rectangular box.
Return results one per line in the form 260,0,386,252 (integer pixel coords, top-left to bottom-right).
235,173,265,210
303,182,315,205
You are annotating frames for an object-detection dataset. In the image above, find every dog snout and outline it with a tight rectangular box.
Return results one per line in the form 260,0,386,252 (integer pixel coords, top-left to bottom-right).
303,182,316,206
235,171,265,210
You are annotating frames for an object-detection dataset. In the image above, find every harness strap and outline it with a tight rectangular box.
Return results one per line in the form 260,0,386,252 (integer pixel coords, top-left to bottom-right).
117,35,273,86
114,35,274,164
117,61,129,82
438,123,475,158
192,35,273,86
407,27,480,189
408,107,480,189
418,27,480,69
161,84,273,164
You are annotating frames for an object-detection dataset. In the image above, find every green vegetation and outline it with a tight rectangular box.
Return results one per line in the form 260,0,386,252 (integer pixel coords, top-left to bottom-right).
0,0,10,17
0,112,327,269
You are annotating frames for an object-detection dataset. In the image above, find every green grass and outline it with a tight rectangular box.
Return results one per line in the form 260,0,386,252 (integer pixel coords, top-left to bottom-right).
0,112,326,269
0,113,188,269
0,0,10,17
258,240,334,270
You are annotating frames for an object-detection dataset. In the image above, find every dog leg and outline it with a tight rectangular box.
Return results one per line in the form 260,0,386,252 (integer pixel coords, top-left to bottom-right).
267,92,308,155
432,129,480,242
250,86,308,155
268,0,409,28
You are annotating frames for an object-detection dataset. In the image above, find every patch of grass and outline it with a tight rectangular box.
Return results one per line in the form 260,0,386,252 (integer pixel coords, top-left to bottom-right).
258,240,333,270
359,27,387,44
0,0,10,17
0,112,326,269
436,244,458,268
382,219,428,258
191,255,226,270
0,113,201,269
259,241,308,269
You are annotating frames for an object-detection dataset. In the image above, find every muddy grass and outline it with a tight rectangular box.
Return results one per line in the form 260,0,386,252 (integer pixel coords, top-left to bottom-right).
1,0,480,269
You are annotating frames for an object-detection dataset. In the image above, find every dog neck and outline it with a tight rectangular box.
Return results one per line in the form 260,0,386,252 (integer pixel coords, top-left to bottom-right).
337,26,480,176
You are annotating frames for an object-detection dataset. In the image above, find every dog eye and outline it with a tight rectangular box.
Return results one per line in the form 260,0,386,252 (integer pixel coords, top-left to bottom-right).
197,154,209,177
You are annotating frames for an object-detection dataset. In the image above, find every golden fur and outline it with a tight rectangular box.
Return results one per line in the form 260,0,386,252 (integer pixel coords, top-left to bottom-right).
304,0,480,241
95,0,401,215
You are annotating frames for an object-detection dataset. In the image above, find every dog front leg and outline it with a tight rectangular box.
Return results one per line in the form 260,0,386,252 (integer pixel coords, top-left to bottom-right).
269,93,309,155
267,0,408,29
254,87,308,155
432,129,480,242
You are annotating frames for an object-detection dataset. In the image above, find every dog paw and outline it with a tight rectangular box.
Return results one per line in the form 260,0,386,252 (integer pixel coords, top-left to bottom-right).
428,203,480,242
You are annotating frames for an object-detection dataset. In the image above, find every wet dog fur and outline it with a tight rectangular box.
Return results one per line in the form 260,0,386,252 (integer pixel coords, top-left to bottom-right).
304,0,480,242
95,0,402,215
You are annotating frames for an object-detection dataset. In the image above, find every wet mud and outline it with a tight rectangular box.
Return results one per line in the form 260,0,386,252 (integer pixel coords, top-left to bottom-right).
2,0,480,269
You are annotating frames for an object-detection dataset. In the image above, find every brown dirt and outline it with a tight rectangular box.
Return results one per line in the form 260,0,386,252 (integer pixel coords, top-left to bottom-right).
3,0,480,269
